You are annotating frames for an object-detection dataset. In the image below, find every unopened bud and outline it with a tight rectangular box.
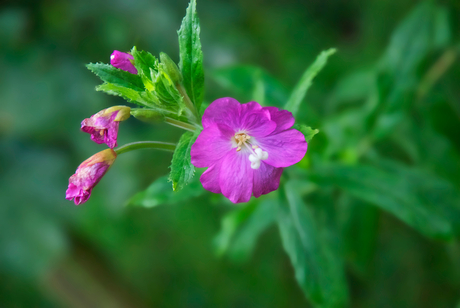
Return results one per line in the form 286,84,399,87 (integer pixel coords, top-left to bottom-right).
160,52,183,84
130,108,164,123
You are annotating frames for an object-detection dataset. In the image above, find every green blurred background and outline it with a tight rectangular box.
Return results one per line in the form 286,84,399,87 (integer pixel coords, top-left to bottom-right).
1,0,460,307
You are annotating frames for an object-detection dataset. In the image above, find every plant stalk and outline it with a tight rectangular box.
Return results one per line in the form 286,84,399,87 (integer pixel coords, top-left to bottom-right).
114,141,176,155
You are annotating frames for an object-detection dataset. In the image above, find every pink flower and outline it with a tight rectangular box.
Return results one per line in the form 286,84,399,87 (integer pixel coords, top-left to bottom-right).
81,106,130,148
66,149,117,205
191,98,308,203
110,50,138,74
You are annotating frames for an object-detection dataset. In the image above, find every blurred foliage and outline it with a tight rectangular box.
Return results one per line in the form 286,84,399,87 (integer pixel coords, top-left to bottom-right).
1,0,460,307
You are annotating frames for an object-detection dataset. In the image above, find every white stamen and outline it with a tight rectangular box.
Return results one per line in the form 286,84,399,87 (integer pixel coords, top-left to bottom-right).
110,55,115,60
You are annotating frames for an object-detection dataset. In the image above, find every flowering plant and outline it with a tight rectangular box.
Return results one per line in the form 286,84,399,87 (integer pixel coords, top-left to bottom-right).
66,0,340,306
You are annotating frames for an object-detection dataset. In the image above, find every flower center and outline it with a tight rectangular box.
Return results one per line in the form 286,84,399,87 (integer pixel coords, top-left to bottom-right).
233,132,268,170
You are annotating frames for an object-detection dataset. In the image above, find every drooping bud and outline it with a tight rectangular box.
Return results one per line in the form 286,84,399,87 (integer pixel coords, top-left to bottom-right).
81,106,131,148
159,52,183,84
110,50,138,74
66,149,117,205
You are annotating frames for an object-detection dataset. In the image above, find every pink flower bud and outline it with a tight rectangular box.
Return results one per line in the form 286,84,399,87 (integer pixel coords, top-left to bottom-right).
66,149,117,205
81,106,131,149
110,50,138,74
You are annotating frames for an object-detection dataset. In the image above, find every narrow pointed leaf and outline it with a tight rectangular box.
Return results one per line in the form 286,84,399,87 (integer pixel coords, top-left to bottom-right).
309,162,459,239
178,0,204,111
278,182,348,307
285,48,336,116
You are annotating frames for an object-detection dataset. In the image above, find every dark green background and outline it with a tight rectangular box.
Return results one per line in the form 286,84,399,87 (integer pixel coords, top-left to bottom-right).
1,0,460,307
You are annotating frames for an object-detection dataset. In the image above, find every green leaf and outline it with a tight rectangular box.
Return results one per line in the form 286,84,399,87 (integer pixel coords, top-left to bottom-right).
284,48,336,116
278,182,348,307
214,199,277,262
127,175,204,208
131,46,157,78
178,0,204,111
294,124,319,143
339,196,379,276
226,199,277,262
96,83,146,106
309,162,458,240
214,202,258,257
86,63,144,91
169,130,200,191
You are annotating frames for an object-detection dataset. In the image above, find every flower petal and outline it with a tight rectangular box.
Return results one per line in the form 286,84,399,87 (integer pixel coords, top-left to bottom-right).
202,98,275,136
256,129,308,168
263,106,295,134
106,121,119,148
219,151,254,203
253,163,283,198
202,97,242,129
241,109,276,137
191,123,234,168
200,164,222,193
110,50,138,74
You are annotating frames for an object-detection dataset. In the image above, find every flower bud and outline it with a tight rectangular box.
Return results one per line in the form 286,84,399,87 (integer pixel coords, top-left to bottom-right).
66,149,117,205
130,108,164,123
81,106,131,148
110,50,138,74
159,52,183,84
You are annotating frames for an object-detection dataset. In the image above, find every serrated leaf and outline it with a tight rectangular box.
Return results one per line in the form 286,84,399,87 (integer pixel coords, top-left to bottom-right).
309,161,459,240
131,46,157,78
178,0,204,111
96,83,146,106
86,63,144,91
169,130,200,191
284,48,336,116
127,175,204,208
278,182,348,307
295,124,319,143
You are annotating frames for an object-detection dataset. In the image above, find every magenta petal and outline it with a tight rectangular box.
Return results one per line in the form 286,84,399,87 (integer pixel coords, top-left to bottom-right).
256,129,308,168
191,123,234,168
219,151,254,203
106,121,119,148
241,109,276,137
81,110,120,148
202,97,242,129
240,101,263,113
200,164,222,193
253,163,283,198
263,107,295,134
110,50,138,74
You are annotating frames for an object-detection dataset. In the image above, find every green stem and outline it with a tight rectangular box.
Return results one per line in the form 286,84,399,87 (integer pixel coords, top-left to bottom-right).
176,82,201,124
114,141,176,155
164,117,198,131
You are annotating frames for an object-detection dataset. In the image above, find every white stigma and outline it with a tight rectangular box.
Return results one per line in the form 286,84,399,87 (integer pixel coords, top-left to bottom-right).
110,55,115,60
248,148,268,170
